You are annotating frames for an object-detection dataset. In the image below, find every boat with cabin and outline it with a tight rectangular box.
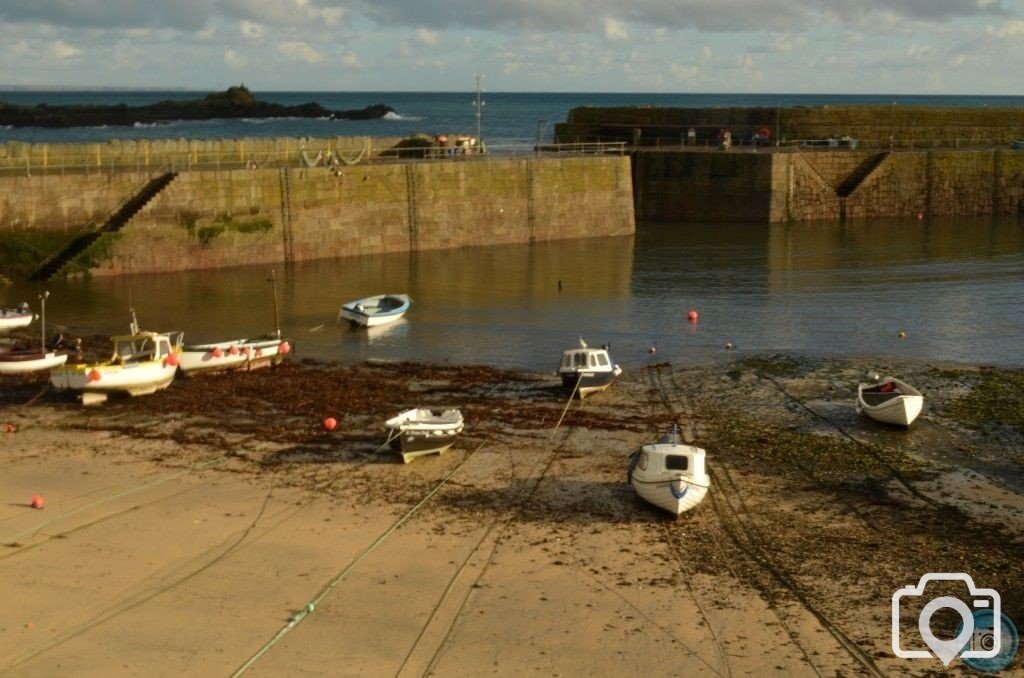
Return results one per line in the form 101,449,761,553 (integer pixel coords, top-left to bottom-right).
557,338,622,398
627,425,710,516
0,293,68,374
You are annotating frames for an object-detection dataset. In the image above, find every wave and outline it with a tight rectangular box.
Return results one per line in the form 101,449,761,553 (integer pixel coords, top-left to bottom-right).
0,124,11,130
132,121,171,128
382,112,424,121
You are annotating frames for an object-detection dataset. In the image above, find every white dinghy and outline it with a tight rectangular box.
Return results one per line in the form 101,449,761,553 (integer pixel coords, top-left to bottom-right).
627,425,710,516
0,302,34,332
384,408,463,463
339,294,411,328
179,337,290,376
857,376,923,427
0,292,68,374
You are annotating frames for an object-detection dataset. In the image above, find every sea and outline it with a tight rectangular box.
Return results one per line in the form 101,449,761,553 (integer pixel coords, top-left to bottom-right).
2,91,1023,370
3,90,1024,149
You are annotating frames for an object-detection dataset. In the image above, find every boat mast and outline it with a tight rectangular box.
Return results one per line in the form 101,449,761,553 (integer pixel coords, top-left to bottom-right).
269,269,281,339
474,74,484,148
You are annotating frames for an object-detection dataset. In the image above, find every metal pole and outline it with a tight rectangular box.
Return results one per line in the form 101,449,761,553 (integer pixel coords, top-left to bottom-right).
39,290,48,351
474,74,484,149
269,269,281,339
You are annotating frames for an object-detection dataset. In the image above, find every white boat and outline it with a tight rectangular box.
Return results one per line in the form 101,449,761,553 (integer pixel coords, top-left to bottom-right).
627,425,710,516
0,303,34,332
0,348,68,374
857,376,924,427
50,311,184,397
557,338,622,399
179,337,291,376
0,292,69,374
338,294,411,327
384,408,463,463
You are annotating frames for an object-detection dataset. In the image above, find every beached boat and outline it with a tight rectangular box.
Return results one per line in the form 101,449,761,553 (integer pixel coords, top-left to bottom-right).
557,339,622,398
1011,139,1024,150
0,303,34,332
338,294,411,327
857,376,924,427
0,292,69,374
179,337,291,376
0,348,68,374
384,408,463,463
627,425,710,516
50,322,184,397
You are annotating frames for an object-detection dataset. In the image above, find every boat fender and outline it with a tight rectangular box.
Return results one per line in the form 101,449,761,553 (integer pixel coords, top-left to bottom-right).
280,341,292,355
88,369,102,382
759,127,771,138
211,347,223,358
880,382,895,393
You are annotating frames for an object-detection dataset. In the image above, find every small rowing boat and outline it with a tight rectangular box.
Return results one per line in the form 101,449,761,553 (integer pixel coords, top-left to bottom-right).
338,294,411,328
179,337,291,376
384,408,463,463
857,376,923,427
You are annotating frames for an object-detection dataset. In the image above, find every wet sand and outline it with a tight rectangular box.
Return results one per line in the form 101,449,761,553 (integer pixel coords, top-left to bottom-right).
1,355,1022,676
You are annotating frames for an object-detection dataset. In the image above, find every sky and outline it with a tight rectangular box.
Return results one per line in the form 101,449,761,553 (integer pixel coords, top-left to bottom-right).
0,0,1023,93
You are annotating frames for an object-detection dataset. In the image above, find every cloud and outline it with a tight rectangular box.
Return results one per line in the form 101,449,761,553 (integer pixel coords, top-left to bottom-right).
277,40,324,63
240,20,265,40
415,27,440,45
50,40,81,60
224,48,248,69
340,50,361,67
604,17,629,41
986,19,1024,37
0,0,213,30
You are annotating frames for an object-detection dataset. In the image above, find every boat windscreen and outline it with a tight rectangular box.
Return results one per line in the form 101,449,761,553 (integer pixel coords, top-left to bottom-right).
665,455,689,471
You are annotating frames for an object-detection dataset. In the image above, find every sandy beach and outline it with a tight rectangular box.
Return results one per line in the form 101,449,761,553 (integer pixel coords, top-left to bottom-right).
1,354,1022,676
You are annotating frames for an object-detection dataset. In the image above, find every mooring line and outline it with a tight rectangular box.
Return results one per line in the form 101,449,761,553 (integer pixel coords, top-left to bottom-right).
549,374,582,438
231,440,488,678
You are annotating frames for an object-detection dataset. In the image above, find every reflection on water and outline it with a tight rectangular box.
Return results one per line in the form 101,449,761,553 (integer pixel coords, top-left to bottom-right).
4,217,1023,370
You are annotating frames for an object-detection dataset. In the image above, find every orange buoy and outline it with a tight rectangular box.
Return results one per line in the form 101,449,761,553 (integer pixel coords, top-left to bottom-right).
163,354,179,367
211,347,223,358
4,423,16,434
279,341,291,355
87,369,102,382
687,310,699,322
323,417,338,431
228,345,239,356
30,494,44,509
255,349,263,358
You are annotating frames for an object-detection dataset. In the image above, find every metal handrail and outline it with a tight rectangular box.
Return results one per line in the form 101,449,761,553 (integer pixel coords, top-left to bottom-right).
29,163,171,278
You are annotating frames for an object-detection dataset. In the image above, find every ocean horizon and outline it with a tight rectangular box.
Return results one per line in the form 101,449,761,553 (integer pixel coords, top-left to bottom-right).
3,89,1024,147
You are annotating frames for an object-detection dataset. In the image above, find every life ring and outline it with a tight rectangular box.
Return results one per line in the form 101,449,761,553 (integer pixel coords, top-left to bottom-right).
759,127,771,138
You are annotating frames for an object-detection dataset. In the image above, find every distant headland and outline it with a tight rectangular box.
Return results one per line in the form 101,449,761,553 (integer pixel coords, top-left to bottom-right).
0,85,395,128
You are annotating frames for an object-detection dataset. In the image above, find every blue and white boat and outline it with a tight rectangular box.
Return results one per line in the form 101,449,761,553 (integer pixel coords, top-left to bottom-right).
557,338,622,399
338,294,412,328
1011,139,1024,150
627,425,710,516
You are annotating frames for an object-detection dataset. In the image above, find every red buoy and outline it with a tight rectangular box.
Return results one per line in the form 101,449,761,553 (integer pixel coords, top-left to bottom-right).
323,417,338,431
228,345,239,356
87,369,102,382
30,494,44,509
279,341,291,355
211,347,223,358
687,310,699,322
163,354,179,367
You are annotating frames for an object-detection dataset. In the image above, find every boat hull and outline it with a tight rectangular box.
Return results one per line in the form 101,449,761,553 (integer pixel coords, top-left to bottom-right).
0,313,33,332
179,338,286,376
0,351,69,374
339,294,411,328
50,361,177,396
560,370,617,398
388,433,459,463
857,378,924,427
631,477,710,516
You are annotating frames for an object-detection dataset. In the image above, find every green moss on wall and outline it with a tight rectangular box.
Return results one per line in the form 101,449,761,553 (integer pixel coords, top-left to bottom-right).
0,230,74,277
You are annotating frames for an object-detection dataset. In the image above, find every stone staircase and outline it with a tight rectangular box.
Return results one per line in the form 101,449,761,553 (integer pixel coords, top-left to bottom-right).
836,152,890,197
31,171,177,281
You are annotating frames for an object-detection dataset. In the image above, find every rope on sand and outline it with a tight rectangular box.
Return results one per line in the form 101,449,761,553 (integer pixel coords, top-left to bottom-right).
230,439,487,677
549,374,582,439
